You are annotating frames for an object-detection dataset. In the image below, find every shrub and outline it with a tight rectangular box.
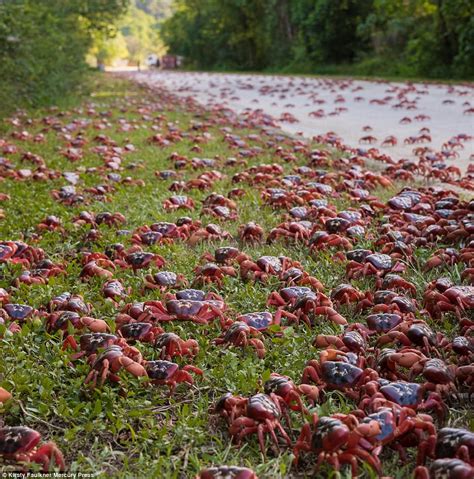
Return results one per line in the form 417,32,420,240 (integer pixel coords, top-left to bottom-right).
0,0,129,115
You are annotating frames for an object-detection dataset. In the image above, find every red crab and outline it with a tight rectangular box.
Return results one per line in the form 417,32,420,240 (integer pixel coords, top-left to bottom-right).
267,221,312,244
362,290,418,316
115,251,166,273
154,332,199,359
118,322,164,344
36,215,64,233
228,393,292,457
188,223,233,245
267,286,322,308
236,310,298,331
0,303,36,323
84,345,147,388
424,285,474,319
280,268,325,291
132,221,190,244
346,253,405,283
418,427,474,466
373,347,428,381
376,320,447,353
263,373,319,413
165,288,225,303
359,135,378,144
293,413,382,476
239,255,301,282
302,356,379,400
136,299,227,328
424,248,461,272
145,360,202,394
63,332,141,363
214,392,248,425
0,426,65,471
330,283,366,306
45,311,109,336
309,231,353,251
0,288,9,305
360,380,447,421
201,205,238,221
201,246,250,265
143,271,187,291
213,321,266,358
80,256,116,279
360,404,436,462
382,135,398,146
48,292,90,314
0,241,44,267
74,211,126,228
415,459,473,479
313,324,369,352
102,279,129,301
197,466,258,479
14,262,66,286
288,290,348,327
380,274,417,295
163,195,195,210
238,222,264,244
193,262,237,287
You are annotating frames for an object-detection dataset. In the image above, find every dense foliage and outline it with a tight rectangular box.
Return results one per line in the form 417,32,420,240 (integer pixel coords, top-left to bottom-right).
0,0,129,113
162,0,474,78
89,0,172,70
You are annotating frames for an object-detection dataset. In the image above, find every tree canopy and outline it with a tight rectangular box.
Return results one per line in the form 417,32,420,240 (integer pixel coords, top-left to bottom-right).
0,0,130,112
162,0,474,78
89,0,170,67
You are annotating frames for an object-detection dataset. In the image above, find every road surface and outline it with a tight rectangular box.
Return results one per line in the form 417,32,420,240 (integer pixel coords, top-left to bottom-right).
131,71,474,172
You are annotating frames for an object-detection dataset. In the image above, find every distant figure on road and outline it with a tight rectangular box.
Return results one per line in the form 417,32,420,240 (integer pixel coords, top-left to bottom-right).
146,54,160,69
161,55,177,69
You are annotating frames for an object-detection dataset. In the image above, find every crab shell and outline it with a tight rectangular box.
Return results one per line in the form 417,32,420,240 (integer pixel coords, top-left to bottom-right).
80,333,118,353
380,381,422,407
3,304,34,321
264,375,295,398
280,286,313,301
366,253,393,270
425,458,474,479
151,271,180,286
175,289,207,300
246,394,280,421
0,426,41,455
237,312,273,331
166,300,209,318
366,313,402,332
322,361,364,388
311,417,350,452
197,465,257,479
423,359,453,384
145,360,179,380
119,322,158,341
444,286,474,308
435,428,474,459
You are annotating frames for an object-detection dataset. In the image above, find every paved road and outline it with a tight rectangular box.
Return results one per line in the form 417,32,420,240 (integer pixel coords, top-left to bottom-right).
132,71,474,172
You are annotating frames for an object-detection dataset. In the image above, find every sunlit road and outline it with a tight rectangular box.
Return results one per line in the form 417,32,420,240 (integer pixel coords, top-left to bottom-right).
131,71,474,172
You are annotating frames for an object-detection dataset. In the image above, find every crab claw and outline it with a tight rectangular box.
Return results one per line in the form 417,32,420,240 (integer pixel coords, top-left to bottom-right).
31,441,66,471
0,387,11,402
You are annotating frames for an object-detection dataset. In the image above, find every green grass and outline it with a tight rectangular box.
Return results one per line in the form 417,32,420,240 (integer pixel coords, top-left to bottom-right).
0,74,471,478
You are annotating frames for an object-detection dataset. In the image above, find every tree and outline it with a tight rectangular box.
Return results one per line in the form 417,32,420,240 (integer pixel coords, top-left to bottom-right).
161,0,473,78
0,0,130,113
90,29,129,67
121,3,164,65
